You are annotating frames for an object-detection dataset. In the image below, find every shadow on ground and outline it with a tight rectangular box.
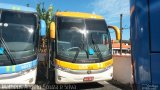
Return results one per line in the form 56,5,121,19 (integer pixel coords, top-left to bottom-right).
107,80,132,90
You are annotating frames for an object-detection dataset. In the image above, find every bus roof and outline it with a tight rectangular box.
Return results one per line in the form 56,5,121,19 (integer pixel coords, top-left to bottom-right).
56,12,104,19
0,3,37,13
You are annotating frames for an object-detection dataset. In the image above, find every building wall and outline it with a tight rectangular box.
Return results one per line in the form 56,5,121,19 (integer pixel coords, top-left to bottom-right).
113,55,133,84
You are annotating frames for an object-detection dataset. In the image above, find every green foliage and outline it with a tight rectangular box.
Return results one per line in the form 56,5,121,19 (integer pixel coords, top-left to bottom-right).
36,3,54,36
36,3,54,53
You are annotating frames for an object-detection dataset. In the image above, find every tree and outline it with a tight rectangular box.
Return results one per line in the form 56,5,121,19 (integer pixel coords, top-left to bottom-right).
36,3,53,36
36,3,54,53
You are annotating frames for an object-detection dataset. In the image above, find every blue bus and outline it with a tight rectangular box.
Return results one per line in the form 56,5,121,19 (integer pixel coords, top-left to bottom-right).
131,0,160,89
0,3,46,87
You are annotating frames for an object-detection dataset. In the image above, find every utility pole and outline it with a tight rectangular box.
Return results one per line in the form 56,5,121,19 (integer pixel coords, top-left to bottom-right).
120,14,123,55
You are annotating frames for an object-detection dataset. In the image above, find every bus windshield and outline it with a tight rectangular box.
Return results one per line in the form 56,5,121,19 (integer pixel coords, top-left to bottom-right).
57,17,112,63
0,10,37,65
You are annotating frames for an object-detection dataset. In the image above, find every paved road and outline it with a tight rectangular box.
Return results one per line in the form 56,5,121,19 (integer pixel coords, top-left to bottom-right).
34,79,131,90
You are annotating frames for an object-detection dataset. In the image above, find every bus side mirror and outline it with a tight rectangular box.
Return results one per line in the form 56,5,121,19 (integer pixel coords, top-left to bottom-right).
50,22,55,39
108,26,120,40
40,19,46,36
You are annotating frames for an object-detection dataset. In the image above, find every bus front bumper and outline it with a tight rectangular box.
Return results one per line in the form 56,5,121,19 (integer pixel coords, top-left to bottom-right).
0,68,37,89
55,67,113,84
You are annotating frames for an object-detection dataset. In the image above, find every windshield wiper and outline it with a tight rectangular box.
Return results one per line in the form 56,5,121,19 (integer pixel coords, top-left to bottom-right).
90,34,103,62
0,37,16,65
72,38,89,63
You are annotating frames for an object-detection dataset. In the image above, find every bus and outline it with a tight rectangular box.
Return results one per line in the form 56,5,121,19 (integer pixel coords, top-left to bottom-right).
0,3,46,87
47,12,120,84
131,0,160,89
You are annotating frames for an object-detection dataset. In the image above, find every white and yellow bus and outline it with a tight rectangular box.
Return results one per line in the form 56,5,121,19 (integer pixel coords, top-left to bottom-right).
48,12,120,84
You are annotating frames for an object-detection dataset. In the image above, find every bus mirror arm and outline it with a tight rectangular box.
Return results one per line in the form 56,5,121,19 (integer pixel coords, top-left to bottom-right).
108,25,121,40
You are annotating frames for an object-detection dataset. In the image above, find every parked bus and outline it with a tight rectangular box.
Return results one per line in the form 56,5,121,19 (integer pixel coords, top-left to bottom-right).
131,0,160,89
0,3,46,87
47,12,120,84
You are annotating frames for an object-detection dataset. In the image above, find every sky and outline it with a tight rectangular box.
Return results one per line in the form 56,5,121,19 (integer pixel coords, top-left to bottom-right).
0,0,130,40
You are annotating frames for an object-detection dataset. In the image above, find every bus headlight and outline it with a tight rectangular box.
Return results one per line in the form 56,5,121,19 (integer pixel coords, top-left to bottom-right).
105,65,113,77
56,65,71,72
105,65,112,71
20,67,36,75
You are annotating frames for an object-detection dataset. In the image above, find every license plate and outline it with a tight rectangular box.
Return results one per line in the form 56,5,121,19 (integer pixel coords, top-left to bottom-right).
83,77,94,81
